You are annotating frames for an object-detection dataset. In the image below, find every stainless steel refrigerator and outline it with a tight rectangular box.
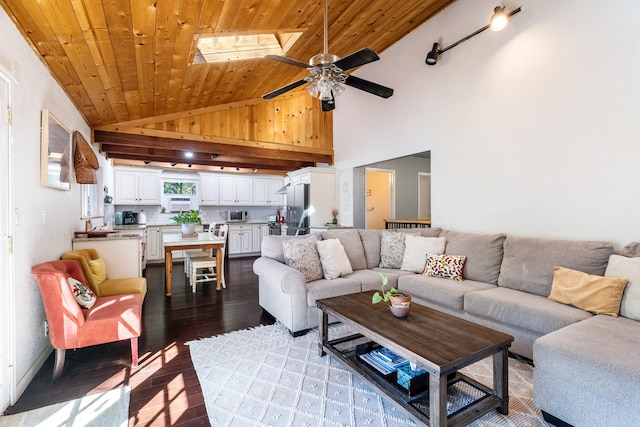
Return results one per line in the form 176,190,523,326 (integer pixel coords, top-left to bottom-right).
286,184,310,235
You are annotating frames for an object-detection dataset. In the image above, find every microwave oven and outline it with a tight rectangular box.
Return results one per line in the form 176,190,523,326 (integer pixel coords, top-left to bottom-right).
228,210,248,222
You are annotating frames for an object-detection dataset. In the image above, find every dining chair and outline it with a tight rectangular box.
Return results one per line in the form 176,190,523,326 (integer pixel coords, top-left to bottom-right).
189,224,228,292
184,223,216,279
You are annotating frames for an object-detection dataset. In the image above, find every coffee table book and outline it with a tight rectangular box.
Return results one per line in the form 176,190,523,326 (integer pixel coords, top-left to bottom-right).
316,292,514,427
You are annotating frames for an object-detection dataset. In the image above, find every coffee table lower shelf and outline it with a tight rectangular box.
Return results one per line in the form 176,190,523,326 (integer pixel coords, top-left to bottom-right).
322,333,504,427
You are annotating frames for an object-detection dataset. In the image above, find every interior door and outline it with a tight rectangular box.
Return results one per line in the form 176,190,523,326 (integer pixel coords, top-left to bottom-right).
0,71,13,411
365,169,395,229
418,172,431,219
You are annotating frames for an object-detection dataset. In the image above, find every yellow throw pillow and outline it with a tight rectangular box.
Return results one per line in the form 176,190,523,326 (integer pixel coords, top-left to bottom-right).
548,266,628,316
88,257,107,285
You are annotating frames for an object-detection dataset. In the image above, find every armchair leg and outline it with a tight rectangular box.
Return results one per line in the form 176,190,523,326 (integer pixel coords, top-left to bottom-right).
53,348,65,381
131,337,139,367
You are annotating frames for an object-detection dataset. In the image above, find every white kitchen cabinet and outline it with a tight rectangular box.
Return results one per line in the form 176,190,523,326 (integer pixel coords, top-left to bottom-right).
146,226,163,261
114,168,161,205
199,173,220,205
253,177,284,206
287,167,336,227
252,223,269,252
228,224,253,255
72,237,143,278
220,176,253,205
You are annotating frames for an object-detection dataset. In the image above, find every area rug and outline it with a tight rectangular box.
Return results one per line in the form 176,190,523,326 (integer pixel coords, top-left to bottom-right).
0,386,130,427
188,323,549,426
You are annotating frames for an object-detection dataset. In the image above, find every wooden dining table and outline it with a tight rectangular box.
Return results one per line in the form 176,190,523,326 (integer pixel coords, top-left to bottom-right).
163,233,225,296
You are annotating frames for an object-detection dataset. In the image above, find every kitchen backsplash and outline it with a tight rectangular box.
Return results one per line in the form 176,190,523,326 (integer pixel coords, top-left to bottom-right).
111,205,284,225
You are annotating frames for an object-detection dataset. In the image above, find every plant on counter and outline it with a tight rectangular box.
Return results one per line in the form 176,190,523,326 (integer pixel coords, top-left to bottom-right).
170,210,203,225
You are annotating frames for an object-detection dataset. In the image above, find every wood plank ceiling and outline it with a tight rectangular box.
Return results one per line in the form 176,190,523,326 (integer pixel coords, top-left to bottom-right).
1,0,454,174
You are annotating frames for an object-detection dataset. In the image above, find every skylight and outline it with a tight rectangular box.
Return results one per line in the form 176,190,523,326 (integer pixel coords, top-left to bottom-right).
193,31,303,64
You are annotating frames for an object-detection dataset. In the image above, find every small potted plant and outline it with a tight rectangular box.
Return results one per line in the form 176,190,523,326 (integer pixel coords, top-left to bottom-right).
372,273,412,317
171,210,202,235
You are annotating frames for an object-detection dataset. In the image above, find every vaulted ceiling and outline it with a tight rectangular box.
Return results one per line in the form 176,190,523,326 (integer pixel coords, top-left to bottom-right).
1,0,454,174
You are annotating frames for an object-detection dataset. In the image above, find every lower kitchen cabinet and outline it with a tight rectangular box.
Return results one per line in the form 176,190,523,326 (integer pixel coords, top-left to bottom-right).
228,224,253,256
252,223,269,253
146,226,163,261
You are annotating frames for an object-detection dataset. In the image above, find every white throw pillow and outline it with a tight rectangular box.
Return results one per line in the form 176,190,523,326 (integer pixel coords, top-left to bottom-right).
605,254,640,321
401,235,446,273
316,239,353,280
67,277,97,309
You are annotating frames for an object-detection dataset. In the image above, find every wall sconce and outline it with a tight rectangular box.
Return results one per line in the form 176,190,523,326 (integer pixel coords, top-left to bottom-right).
425,5,522,66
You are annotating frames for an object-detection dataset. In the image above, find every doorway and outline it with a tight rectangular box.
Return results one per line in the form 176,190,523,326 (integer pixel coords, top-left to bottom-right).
0,70,13,411
418,172,431,219
365,168,395,229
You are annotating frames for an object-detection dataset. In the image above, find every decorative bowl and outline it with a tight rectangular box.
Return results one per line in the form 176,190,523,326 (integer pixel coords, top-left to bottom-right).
389,303,411,318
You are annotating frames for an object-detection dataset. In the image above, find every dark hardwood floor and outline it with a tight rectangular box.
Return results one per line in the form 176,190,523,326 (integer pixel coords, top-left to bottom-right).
4,256,275,426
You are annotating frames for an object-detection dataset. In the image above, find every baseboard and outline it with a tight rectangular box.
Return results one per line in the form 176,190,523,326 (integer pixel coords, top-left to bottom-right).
14,345,52,404
542,411,574,427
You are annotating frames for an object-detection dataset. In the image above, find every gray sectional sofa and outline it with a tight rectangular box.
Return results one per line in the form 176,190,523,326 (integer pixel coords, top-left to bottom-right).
252,228,640,426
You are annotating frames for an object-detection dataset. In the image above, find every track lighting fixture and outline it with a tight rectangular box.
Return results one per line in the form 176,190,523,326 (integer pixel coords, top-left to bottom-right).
210,153,218,159
252,168,258,173
188,164,192,168
425,5,522,66
143,160,151,165
171,163,177,166
235,167,240,171
220,166,224,170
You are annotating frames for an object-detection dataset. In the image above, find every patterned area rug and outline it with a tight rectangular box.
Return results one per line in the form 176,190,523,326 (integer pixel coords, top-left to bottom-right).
188,323,549,427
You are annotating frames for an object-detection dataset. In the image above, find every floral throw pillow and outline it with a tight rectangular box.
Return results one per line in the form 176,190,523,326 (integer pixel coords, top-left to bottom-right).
422,253,467,281
282,235,324,283
67,277,97,309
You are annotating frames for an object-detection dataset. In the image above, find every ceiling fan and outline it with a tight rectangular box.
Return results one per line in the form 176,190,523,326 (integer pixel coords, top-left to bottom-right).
262,0,394,112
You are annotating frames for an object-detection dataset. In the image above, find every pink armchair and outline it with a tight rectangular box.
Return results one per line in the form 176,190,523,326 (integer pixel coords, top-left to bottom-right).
31,260,142,380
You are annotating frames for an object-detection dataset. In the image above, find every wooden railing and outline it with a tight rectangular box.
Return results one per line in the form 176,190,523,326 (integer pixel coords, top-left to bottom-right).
384,218,431,229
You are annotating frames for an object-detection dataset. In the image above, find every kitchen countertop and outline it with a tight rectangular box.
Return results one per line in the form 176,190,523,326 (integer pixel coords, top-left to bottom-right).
73,234,142,242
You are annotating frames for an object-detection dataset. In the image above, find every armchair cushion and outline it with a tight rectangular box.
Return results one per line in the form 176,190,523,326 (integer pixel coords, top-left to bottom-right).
61,249,147,300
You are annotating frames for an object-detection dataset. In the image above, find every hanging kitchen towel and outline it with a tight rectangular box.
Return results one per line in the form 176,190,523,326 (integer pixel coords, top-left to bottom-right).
74,131,99,184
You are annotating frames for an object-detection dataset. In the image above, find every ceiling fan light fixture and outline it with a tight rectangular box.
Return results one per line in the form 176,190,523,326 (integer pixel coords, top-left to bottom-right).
331,80,345,97
490,6,509,31
306,80,319,97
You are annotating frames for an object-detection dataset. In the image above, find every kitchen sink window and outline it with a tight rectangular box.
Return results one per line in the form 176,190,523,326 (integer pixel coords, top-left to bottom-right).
162,179,199,212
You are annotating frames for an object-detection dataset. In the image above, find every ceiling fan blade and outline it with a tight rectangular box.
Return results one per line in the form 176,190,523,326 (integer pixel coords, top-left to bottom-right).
344,75,394,98
263,78,309,100
322,99,335,112
264,55,311,69
334,48,380,71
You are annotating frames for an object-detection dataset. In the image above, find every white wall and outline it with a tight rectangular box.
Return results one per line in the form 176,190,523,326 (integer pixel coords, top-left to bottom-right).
334,0,640,249
0,9,105,399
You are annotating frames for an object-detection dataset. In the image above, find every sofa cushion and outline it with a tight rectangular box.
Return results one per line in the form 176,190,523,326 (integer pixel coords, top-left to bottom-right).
261,235,301,263
282,235,323,283
464,287,592,336
358,229,382,269
422,253,466,281
343,269,398,292
605,254,640,321
401,235,446,273
418,227,443,237
440,231,506,284
379,231,409,269
548,266,627,316
316,238,353,279
398,274,495,312
321,230,367,270
498,236,614,297
306,277,361,306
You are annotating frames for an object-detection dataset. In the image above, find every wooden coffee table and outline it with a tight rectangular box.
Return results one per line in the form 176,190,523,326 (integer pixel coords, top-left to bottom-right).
317,292,514,427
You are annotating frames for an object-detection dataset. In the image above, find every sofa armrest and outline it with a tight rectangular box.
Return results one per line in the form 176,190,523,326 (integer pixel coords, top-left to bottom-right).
253,256,306,297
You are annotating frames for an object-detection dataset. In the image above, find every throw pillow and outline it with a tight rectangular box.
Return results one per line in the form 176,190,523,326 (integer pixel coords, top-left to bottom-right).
316,239,353,280
605,254,640,321
422,253,466,281
548,266,628,316
379,231,407,269
67,277,97,309
401,235,446,273
282,235,323,283
88,257,107,285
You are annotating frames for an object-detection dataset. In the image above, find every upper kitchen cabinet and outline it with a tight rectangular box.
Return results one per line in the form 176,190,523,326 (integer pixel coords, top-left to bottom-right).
253,177,284,206
114,168,162,205
199,173,220,205
220,176,253,205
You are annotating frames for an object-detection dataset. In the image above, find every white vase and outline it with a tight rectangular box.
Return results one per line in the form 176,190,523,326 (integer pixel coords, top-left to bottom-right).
181,223,196,235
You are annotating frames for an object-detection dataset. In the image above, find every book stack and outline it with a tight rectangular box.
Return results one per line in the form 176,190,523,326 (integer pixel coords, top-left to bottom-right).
359,347,409,375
